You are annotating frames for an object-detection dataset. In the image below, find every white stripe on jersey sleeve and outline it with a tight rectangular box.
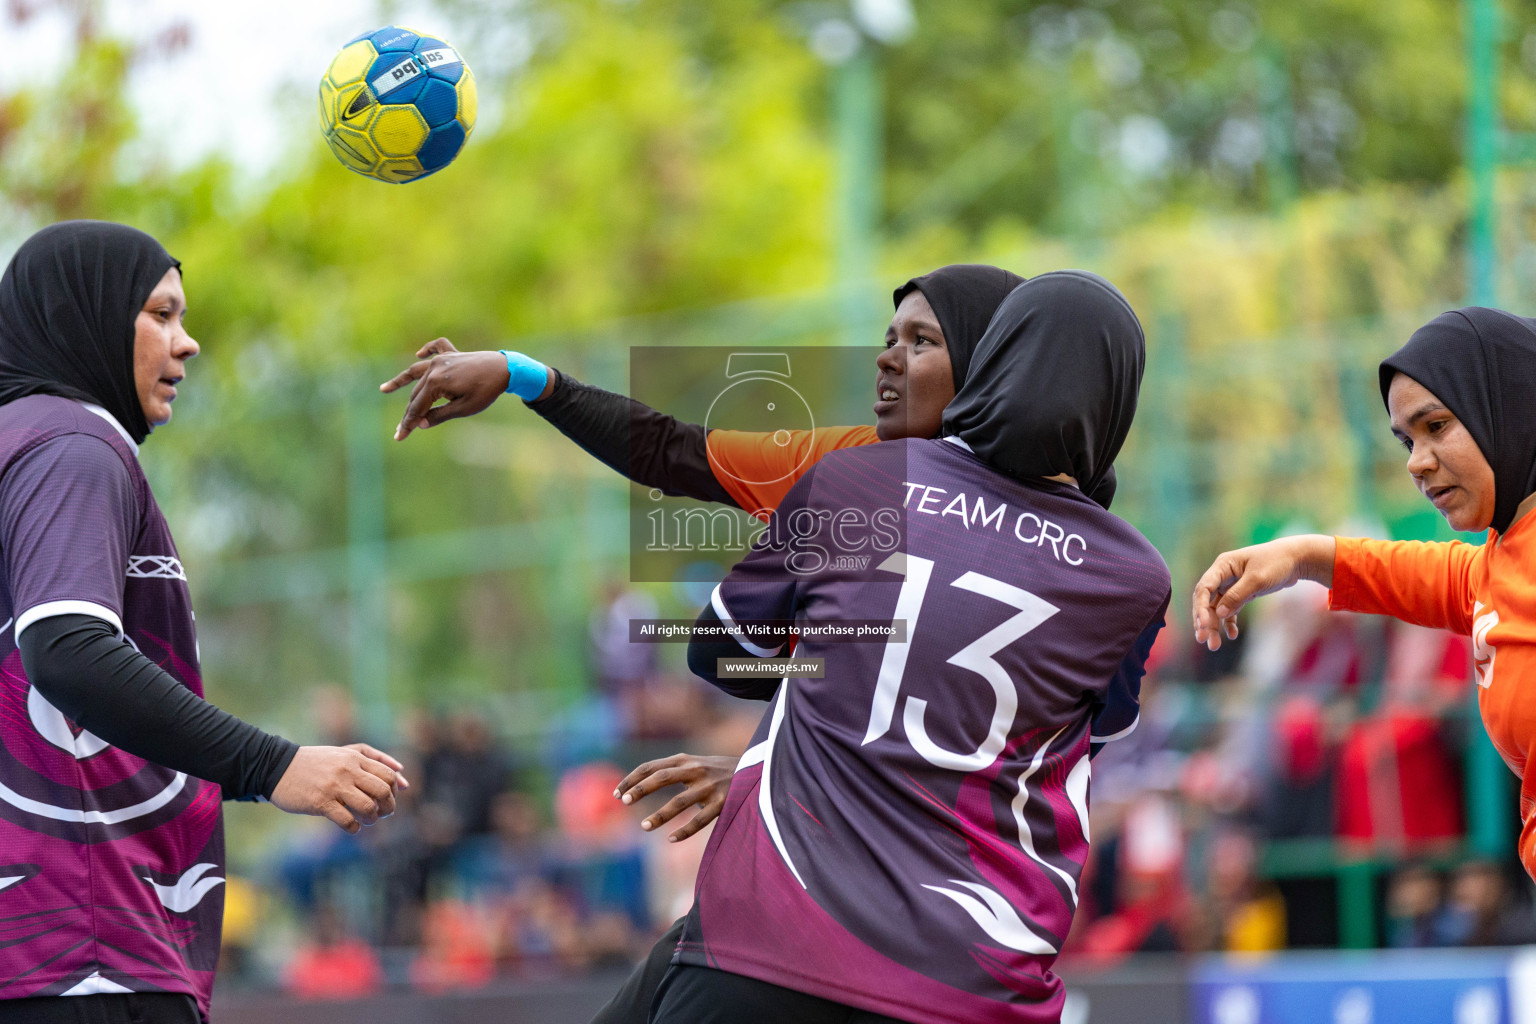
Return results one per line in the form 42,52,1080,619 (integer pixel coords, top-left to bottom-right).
1065,754,1092,845
710,584,784,658
16,601,122,638
78,402,139,457
1089,713,1140,744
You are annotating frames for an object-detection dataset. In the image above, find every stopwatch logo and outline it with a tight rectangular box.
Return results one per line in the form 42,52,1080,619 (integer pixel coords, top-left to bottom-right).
703,353,817,486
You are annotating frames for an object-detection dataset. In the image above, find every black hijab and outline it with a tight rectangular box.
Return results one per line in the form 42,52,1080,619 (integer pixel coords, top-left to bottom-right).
1380,307,1536,536
0,220,180,445
941,270,1144,501
894,264,1027,393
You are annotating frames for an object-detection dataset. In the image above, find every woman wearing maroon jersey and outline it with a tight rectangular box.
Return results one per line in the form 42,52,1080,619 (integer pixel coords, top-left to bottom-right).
380,265,1153,1024
381,267,1044,851
0,221,406,1023
659,272,1167,1024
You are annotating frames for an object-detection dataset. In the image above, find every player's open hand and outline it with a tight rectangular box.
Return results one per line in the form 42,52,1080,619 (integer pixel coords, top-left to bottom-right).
615,753,737,843
1192,534,1337,651
379,338,510,440
343,742,410,790
270,744,405,834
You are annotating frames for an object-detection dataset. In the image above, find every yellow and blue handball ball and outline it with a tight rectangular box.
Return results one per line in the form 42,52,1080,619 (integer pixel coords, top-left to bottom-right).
319,25,477,183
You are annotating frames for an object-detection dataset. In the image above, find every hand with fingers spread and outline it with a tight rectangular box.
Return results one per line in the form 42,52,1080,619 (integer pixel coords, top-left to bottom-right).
614,753,737,843
270,743,409,835
378,338,553,440
1192,534,1337,651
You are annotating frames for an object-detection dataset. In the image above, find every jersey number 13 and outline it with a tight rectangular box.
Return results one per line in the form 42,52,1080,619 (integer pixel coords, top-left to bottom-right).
861,553,1060,771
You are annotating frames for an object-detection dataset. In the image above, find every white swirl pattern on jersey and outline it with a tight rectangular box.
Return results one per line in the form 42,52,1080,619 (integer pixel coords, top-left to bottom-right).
920,879,1059,954
142,862,225,912
1010,724,1079,905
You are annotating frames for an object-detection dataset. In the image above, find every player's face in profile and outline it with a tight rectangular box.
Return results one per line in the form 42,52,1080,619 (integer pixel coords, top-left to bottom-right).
1388,371,1496,532
875,289,954,441
133,267,198,428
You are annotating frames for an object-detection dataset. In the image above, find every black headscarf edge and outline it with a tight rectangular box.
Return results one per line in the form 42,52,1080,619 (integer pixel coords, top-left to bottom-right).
940,269,1145,505
0,221,180,444
893,264,1026,394
891,263,1123,510
1379,306,1536,536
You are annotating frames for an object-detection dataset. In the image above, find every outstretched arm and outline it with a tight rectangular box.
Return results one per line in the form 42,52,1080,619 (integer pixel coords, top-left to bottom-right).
1192,534,1336,651
380,339,737,505
1195,533,1482,651
381,339,550,438
21,614,406,833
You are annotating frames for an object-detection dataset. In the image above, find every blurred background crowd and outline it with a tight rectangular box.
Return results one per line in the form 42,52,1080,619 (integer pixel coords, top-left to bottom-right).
217,586,758,998
7,0,1536,1008
208,581,1536,999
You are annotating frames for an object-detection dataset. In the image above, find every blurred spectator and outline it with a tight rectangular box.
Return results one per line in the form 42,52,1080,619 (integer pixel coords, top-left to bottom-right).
1385,863,1448,948
275,823,372,914
1075,794,1191,959
587,584,723,743
629,672,718,742
1383,621,1474,715
411,899,497,993
1238,579,1333,694
284,904,384,1000
500,877,587,969
456,790,560,896
255,702,694,996
1337,712,1463,850
554,762,649,931
423,711,512,839
1258,696,1337,839
1286,609,1368,693
1199,829,1285,953
590,583,660,698
1439,859,1536,947
216,875,262,990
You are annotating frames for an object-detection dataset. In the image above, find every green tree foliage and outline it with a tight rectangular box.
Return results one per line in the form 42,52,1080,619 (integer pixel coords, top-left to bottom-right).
0,1,184,231
1,0,841,725
884,0,1536,234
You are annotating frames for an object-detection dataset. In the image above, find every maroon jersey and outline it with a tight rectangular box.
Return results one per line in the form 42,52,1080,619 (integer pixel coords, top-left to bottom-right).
0,396,221,1017
678,438,1170,1024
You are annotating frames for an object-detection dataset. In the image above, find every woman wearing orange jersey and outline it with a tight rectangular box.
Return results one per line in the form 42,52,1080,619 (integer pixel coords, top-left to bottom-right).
1192,306,1536,878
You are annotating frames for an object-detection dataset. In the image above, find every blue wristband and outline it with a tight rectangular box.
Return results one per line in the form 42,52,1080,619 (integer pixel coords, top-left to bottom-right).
500,350,550,401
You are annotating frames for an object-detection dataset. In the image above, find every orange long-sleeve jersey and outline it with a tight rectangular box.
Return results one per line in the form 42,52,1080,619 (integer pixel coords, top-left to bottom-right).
1330,517,1536,876
706,425,879,518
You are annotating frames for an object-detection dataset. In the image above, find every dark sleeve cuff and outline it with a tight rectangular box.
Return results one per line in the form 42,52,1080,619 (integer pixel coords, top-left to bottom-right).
249,736,301,802
687,602,780,701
